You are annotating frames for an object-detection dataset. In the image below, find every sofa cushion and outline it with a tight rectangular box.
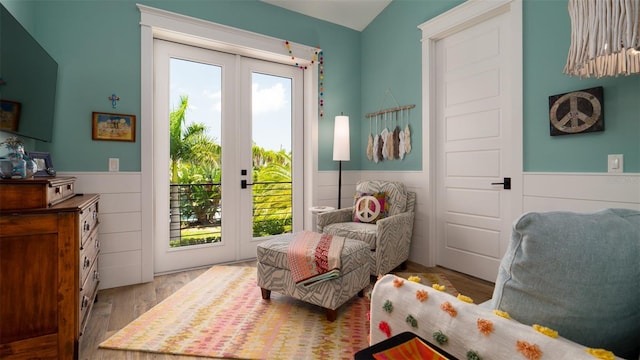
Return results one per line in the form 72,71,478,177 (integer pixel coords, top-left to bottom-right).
371,275,617,359
356,180,407,216
323,222,377,250
490,208,640,359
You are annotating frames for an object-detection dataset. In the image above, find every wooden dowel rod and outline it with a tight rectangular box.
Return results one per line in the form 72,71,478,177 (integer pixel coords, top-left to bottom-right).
365,104,415,118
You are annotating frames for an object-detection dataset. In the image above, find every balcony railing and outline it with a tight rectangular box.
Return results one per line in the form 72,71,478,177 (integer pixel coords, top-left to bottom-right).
169,181,292,247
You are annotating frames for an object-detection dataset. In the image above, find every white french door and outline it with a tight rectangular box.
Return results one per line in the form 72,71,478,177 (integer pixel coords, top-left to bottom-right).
153,40,303,274
238,57,304,259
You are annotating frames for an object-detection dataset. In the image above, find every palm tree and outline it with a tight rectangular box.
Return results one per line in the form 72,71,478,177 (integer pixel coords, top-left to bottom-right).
169,96,222,244
252,150,293,235
169,95,221,184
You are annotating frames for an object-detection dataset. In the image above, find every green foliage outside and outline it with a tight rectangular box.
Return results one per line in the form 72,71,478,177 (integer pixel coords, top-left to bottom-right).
169,96,292,247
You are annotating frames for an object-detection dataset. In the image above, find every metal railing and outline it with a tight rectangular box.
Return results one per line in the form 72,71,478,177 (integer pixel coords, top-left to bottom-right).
169,181,292,247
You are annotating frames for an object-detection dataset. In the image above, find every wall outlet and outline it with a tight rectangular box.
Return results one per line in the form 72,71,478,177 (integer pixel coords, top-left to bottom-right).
607,154,623,173
109,158,119,172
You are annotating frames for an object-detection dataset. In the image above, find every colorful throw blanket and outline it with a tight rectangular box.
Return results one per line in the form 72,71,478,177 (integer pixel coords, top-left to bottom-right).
287,231,345,287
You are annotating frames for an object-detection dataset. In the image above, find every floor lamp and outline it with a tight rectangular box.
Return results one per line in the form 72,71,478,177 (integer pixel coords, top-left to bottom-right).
333,114,350,209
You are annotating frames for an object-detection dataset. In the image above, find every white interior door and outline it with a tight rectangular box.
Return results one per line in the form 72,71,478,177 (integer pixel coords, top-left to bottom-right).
153,40,303,274
435,10,516,282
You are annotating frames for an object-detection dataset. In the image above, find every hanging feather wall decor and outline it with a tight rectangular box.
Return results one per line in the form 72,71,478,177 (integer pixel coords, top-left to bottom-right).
366,117,374,161
364,103,414,163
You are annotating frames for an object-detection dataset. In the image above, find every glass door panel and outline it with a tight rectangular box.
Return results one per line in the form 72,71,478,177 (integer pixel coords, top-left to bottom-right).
154,40,236,273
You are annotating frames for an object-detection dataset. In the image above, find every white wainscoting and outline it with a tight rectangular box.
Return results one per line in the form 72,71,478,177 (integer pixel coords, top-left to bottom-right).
61,170,638,290
60,172,143,290
523,173,640,212
315,171,640,271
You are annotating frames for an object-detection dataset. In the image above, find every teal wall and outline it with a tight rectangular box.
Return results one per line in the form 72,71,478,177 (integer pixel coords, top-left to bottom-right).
360,0,639,173
359,0,463,171
522,0,639,172
2,0,639,173
1,0,360,172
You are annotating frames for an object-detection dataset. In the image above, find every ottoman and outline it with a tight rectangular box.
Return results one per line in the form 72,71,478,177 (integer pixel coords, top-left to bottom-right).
256,232,370,321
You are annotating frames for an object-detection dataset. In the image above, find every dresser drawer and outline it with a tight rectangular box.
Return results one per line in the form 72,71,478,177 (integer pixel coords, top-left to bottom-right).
80,229,99,287
79,201,99,248
47,180,75,207
79,258,99,335
0,177,76,210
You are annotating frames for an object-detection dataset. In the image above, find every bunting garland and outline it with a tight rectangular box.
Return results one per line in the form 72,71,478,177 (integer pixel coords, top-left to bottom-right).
284,41,319,69
284,40,324,118
319,51,324,118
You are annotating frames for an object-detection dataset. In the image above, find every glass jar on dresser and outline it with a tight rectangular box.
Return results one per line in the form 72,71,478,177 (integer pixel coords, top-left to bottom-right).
0,177,100,359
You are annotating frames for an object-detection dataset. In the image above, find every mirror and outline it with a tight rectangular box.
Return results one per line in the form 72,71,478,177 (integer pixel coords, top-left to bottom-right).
0,3,58,142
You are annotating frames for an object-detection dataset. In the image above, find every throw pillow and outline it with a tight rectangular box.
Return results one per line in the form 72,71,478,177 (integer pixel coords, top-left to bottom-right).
490,208,640,359
353,191,388,223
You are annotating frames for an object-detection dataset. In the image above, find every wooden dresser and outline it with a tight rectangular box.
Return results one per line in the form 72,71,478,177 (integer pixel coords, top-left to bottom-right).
0,177,100,359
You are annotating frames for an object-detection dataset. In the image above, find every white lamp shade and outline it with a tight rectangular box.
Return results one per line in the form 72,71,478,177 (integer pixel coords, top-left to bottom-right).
333,115,350,161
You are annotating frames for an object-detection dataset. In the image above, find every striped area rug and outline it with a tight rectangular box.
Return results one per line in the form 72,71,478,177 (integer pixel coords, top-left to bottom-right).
99,266,370,359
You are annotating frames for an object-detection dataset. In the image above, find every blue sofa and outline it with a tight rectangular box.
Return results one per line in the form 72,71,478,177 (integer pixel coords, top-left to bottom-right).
370,209,640,359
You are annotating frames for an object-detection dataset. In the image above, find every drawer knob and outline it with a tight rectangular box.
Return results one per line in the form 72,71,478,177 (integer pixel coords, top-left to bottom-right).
84,221,90,232
81,295,89,310
83,257,91,269
55,186,61,194
94,270,100,280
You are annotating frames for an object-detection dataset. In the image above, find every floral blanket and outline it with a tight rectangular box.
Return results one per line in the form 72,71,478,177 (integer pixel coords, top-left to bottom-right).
287,231,345,287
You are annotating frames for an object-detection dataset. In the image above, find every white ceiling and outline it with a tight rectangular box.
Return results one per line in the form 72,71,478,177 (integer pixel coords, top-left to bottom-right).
261,0,393,31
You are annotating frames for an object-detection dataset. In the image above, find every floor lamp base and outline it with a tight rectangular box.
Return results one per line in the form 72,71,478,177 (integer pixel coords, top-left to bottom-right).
337,160,342,209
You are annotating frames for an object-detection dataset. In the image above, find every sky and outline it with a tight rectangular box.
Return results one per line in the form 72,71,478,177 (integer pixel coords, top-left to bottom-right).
169,58,292,152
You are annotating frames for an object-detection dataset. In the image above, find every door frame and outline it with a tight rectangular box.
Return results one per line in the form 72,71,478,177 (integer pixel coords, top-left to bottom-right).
139,5,319,279
418,0,523,267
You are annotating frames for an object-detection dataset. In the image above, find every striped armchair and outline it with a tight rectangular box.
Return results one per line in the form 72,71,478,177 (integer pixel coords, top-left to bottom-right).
317,180,416,276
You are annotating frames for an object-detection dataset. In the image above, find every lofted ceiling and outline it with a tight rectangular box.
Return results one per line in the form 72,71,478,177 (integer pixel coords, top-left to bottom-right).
261,0,393,31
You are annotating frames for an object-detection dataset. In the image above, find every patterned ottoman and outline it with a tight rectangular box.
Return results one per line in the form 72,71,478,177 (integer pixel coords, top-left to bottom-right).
256,232,370,321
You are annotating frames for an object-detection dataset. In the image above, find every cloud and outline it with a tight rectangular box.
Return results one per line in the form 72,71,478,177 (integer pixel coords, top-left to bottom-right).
252,83,287,114
203,89,222,112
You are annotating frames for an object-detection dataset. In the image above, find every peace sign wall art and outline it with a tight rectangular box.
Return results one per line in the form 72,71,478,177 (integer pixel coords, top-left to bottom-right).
548,86,604,136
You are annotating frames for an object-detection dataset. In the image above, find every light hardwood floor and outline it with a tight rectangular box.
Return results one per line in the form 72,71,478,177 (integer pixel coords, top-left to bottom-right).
80,260,494,359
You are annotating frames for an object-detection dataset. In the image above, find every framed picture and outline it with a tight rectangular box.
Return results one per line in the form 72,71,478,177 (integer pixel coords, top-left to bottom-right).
92,112,136,142
549,86,604,136
0,100,21,132
26,151,55,177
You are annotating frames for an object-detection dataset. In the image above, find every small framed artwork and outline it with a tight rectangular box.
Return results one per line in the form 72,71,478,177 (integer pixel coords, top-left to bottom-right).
549,86,604,136
26,151,56,177
0,100,21,132
92,112,136,142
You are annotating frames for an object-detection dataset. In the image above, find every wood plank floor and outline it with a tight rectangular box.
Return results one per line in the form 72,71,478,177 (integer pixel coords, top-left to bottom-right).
80,260,494,360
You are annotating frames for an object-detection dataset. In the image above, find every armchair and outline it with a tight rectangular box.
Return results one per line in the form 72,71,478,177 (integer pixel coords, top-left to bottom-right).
316,180,416,276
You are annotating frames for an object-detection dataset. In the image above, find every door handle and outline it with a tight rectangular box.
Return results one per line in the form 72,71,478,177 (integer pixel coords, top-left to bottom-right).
491,177,511,190
241,179,254,189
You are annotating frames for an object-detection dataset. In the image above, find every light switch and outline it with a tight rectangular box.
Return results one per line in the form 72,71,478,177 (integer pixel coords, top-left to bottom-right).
109,158,119,172
607,154,623,173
